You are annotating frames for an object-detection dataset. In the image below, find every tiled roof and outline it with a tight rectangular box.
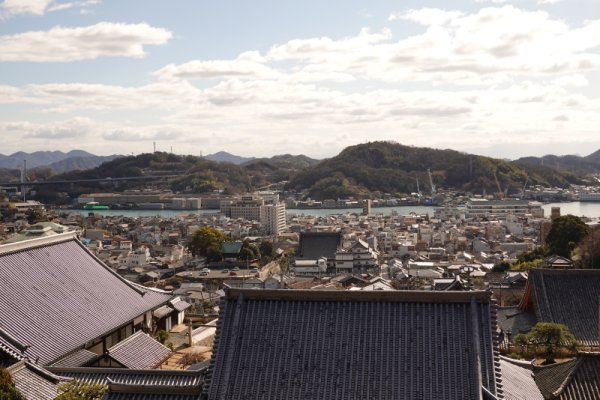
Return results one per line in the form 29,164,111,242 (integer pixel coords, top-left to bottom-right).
154,305,174,319
297,232,341,260
0,233,173,365
520,269,600,346
499,356,543,400
105,394,200,400
534,359,577,399
0,326,27,361
171,298,192,312
205,289,503,400
496,307,537,338
107,331,171,369
50,348,98,367
533,353,600,400
8,360,69,400
46,366,205,387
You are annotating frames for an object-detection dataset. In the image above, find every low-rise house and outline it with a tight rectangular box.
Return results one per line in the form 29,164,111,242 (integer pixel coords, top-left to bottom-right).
0,232,176,367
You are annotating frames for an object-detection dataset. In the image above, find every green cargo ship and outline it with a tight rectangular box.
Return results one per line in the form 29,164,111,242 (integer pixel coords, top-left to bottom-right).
83,202,109,210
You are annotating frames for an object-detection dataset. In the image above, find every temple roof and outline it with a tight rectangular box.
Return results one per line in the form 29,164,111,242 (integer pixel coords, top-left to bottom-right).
520,269,600,346
205,288,503,400
0,233,172,365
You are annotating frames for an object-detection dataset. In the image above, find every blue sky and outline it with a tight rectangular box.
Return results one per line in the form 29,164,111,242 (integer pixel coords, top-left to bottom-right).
1,0,599,159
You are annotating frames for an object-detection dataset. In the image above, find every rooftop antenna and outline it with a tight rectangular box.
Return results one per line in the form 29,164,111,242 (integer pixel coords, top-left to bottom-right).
170,146,173,154
22,160,26,201
153,141,156,153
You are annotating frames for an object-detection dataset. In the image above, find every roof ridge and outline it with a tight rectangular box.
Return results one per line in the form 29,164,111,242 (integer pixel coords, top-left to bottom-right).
499,355,535,369
551,357,584,397
0,231,77,255
47,366,204,375
225,288,493,303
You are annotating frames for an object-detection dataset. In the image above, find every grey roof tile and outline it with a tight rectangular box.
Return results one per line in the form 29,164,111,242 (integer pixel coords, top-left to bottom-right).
205,289,503,400
499,356,544,400
0,236,173,365
50,349,98,367
46,366,205,387
533,353,600,399
521,269,600,346
154,305,174,319
170,298,191,312
107,331,171,369
297,232,341,260
8,360,69,400
104,394,200,400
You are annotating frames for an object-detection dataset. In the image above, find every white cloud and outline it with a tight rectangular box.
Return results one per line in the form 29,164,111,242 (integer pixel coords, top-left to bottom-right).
389,8,464,24
154,58,278,81
0,0,52,17
0,22,172,62
553,74,589,87
0,0,100,18
2,5,600,158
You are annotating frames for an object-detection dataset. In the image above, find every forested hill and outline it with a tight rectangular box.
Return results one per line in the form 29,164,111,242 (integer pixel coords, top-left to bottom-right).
287,141,582,199
56,152,254,195
30,144,587,202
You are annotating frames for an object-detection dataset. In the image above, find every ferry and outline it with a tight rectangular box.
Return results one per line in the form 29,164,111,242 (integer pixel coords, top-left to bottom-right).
83,201,109,210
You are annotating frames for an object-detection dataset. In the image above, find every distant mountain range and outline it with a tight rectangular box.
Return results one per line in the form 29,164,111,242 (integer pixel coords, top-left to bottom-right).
204,151,320,168
203,151,255,165
0,150,122,173
515,149,600,174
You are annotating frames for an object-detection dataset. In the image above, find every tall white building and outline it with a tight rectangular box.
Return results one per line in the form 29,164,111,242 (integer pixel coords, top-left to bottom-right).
220,192,286,235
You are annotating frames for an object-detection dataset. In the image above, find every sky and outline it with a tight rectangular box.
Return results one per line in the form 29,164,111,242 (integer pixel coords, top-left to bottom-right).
1,0,599,160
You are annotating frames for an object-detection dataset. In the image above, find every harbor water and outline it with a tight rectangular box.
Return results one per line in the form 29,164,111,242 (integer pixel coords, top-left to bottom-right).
55,202,600,219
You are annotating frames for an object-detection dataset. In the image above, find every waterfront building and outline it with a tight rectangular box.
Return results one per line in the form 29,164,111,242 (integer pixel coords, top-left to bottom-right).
466,198,544,219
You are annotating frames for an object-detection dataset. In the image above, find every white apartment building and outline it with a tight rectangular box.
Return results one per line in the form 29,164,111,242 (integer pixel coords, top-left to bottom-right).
220,192,286,235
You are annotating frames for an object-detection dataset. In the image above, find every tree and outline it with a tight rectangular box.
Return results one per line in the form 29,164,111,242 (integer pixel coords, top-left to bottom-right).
187,227,226,257
156,330,170,344
26,208,47,225
54,381,106,400
514,322,577,365
492,261,510,272
240,240,259,261
0,367,25,400
259,241,274,258
546,215,589,258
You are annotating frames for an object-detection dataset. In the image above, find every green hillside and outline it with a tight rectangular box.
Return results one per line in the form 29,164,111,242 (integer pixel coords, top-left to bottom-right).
287,141,582,199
